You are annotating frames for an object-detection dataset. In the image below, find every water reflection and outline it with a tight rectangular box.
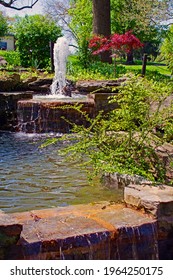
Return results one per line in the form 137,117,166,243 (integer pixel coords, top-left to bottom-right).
0,132,123,213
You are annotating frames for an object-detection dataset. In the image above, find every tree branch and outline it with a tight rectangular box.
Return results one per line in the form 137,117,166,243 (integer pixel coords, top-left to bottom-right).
0,0,39,10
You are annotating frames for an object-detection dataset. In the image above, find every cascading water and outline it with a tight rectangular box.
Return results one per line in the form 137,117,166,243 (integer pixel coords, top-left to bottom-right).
50,36,71,97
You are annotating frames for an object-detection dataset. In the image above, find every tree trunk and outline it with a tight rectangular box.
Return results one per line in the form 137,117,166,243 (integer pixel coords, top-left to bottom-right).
126,50,135,65
93,0,112,63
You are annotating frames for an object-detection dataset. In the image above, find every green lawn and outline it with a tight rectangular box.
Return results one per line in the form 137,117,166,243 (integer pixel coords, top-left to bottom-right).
124,64,171,76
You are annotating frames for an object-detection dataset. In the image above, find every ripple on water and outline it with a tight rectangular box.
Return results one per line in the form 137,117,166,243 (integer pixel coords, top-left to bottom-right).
0,131,123,213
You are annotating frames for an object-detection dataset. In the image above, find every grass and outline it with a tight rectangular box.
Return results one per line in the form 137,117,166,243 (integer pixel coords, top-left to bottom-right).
124,64,171,76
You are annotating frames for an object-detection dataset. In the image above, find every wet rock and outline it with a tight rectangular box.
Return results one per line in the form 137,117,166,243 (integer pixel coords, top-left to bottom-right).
0,92,33,131
17,98,95,133
20,76,37,90
6,203,157,260
124,183,173,259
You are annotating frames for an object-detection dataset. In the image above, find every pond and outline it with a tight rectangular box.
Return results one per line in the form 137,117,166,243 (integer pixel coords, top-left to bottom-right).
0,132,123,213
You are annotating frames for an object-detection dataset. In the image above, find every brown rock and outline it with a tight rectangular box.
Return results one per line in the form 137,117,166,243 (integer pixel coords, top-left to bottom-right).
0,56,7,66
76,78,126,93
7,203,157,260
0,73,20,91
28,78,52,92
124,184,173,217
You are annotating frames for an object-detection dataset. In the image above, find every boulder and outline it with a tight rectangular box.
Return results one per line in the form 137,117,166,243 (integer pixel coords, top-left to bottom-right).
0,56,7,66
124,183,173,258
28,78,52,92
20,76,37,90
76,78,126,93
155,142,173,183
0,73,20,92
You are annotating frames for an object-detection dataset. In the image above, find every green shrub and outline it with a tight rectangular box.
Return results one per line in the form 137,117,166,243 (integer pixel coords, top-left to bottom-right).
51,75,173,183
0,50,21,67
13,15,62,69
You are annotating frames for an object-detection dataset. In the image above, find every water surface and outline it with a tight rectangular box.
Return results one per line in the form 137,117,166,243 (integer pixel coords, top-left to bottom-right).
0,132,123,213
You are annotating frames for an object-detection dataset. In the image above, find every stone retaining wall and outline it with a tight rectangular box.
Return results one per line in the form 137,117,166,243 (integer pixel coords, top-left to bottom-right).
0,92,33,131
1,183,173,260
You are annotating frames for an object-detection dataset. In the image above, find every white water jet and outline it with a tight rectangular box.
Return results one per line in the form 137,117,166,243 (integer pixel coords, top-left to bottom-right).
50,36,70,97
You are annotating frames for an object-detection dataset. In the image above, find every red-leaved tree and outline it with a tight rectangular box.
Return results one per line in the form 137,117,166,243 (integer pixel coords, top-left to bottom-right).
89,31,143,66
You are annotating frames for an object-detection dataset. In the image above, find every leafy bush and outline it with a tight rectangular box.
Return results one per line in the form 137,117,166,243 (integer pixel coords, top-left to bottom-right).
0,50,21,67
13,15,62,69
53,75,173,183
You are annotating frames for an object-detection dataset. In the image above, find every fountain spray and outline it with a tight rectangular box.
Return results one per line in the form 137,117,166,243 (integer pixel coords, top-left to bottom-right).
50,37,70,97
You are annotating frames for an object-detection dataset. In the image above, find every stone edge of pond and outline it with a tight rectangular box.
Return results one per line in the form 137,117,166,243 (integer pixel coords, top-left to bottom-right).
1,184,173,259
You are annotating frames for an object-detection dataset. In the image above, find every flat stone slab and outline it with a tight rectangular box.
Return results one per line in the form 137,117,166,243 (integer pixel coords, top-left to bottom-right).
124,184,173,217
6,202,157,260
0,91,33,97
76,79,126,93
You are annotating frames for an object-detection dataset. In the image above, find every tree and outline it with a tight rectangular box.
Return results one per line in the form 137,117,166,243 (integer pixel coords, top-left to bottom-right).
42,0,70,32
89,31,143,71
92,0,112,63
110,0,168,63
0,0,39,10
0,11,8,37
111,0,170,33
13,15,62,68
43,0,93,67
161,25,173,74
68,0,92,67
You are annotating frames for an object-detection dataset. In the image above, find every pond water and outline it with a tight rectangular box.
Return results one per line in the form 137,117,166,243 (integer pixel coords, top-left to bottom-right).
0,132,123,213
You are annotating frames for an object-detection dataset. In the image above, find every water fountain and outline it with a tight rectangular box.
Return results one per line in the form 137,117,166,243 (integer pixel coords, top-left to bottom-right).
50,37,71,97
17,36,97,133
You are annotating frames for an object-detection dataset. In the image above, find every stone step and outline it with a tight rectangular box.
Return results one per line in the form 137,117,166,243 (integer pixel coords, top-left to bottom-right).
6,202,158,260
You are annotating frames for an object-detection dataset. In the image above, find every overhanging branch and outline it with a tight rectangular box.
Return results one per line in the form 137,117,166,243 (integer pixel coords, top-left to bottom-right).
0,0,39,10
